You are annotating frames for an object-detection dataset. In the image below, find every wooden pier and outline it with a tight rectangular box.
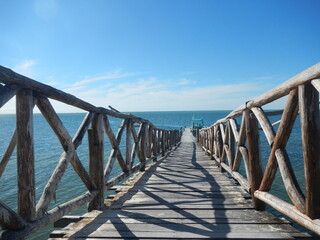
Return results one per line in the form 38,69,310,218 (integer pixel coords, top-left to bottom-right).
1,64,320,239
50,130,313,239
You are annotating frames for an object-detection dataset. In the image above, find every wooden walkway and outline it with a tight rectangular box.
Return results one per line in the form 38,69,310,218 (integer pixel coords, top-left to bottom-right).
50,130,313,239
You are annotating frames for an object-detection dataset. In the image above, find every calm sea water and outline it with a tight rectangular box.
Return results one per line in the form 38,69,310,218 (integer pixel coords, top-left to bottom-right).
0,111,308,239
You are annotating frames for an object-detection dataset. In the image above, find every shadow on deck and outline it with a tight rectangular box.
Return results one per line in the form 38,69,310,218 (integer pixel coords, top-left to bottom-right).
50,130,313,239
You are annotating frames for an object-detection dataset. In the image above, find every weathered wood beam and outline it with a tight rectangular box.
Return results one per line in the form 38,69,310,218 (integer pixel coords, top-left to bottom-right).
0,130,16,177
36,151,74,218
139,124,147,171
232,112,246,171
103,117,127,175
72,112,94,149
88,114,104,211
1,191,97,240
0,200,26,230
105,162,145,189
255,190,320,235
130,123,144,168
252,107,305,211
126,119,132,172
209,127,214,160
244,110,265,210
260,89,299,191
0,84,19,109
229,119,239,142
251,107,275,146
145,124,151,158
223,63,320,120
275,149,306,213
227,121,235,168
161,130,165,157
36,96,85,218
16,89,36,222
0,65,99,112
36,96,74,151
152,129,158,157
239,146,250,181
37,102,95,193
220,162,250,192
311,78,320,93
299,83,320,219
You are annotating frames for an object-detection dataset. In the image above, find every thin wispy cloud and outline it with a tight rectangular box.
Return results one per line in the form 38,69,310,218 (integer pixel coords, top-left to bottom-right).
72,69,139,87
68,76,271,112
13,60,37,77
177,78,197,86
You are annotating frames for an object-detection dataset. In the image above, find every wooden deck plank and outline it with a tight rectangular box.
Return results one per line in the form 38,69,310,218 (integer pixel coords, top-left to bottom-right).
50,130,313,239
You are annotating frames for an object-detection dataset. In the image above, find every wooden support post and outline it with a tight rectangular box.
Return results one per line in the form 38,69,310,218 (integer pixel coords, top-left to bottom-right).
139,124,146,171
145,124,151,158
228,120,235,167
157,130,161,155
152,129,157,161
126,119,132,172
88,114,104,211
161,130,165,156
244,110,265,211
16,89,36,222
196,129,200,142
148,126,153,157
209,127,214,160
299,83,320,219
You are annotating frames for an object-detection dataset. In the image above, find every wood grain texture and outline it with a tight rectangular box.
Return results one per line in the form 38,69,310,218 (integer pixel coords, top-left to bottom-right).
0,201,26,230
0,129,16,177
299,83,320,219
88,114,104,211
260,89,299,192
16,89,36,222
244,110,265,210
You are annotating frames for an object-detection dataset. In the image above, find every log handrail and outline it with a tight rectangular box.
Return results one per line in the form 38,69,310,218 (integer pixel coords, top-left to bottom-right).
0,66,182,239
198,62,320,235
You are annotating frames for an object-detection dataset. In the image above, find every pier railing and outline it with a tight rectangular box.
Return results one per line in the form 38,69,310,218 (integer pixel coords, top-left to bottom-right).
199,63,320,234
0,66,181,239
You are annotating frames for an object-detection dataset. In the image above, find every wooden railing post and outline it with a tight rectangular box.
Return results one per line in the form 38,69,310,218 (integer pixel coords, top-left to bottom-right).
161,130,165,156
244,110,265,211
299,83,320,219
146,125,151,159
16,89,36,222
139,123,147,171
152,128,157,161
88,113,104,211
126,119,132,171
196,129,200,142
209,127,214,160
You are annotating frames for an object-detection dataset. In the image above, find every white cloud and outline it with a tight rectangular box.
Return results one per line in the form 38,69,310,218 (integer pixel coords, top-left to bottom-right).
178,78,191,86
13,60,37,77
72,69,139,87
0,69,288,113
67,76,271,112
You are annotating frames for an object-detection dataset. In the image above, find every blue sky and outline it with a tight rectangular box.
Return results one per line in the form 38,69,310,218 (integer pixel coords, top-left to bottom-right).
0,0,319,113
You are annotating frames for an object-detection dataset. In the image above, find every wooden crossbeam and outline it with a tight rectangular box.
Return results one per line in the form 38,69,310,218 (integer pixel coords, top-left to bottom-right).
104,117,128,181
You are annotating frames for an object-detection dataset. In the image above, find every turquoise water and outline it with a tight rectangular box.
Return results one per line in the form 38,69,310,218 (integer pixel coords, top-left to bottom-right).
0,111,309,238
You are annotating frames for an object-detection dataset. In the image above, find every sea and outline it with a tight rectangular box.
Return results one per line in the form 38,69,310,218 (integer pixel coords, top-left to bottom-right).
0,111,310,239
